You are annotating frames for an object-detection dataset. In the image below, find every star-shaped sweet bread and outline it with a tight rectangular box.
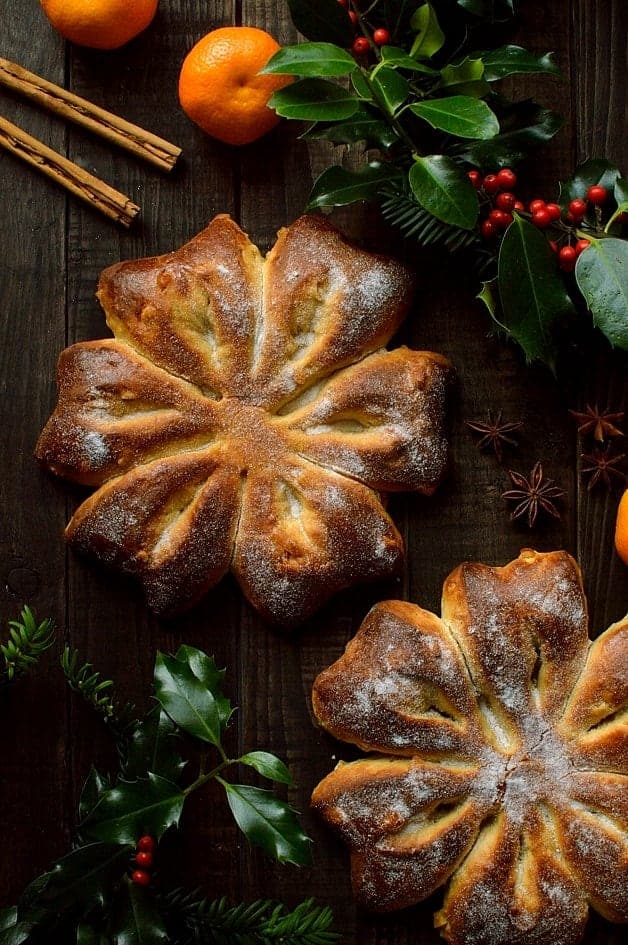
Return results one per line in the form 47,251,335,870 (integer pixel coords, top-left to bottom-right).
311,549,628,943
36,215,452,626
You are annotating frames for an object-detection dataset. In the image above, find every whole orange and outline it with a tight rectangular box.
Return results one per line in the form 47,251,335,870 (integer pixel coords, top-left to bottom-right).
178,26,291,146
615,488,628,565
39,0,158,50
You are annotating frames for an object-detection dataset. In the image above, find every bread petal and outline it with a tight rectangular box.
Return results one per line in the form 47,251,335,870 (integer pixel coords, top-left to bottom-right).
552,774,628,922
435,808,589,945
441,550,589,730
231,458,403,627
67,448,242,615
36,340,220,486
98,215,263,397
282,346,451,494
252,215,414,407
312,599,484,758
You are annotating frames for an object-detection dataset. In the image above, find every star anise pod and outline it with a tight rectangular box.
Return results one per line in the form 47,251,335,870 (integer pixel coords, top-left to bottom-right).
569,404,624,442
581,445,626,491
466,409,522,462
502,461,565,528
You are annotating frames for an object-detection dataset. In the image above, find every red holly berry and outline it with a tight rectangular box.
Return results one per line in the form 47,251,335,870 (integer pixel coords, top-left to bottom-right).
545,203,561,221
352,36,370,54
575,238,591,254
349,11,358,25
137,835,155,852
481,219,497,239
467,169,482,188
531,208,552,228
565,211,576,225
513,200,525,212
568,198,587,219
495,192,516,211
489,209,513,230
529,199,546,214
131,870,151,886
135,851,154,868
558,245,578,272
482,174,500,194
496,168,517,189
587,184,607,204
373,28,390,46
337,0,348,6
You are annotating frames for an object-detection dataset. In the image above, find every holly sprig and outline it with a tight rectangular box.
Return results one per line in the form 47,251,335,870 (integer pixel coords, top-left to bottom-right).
0,645,331,945
265,0,627,370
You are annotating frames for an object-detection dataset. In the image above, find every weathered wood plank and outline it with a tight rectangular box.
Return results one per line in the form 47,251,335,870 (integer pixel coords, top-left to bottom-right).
0,0,69,904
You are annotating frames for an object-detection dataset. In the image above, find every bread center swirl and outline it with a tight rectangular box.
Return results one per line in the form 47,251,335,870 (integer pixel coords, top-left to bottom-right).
215,396,288,472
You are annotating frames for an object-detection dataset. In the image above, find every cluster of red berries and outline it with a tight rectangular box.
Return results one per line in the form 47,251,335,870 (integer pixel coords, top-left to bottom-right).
470,168,609,273
337,0,390,54
131,834,155,886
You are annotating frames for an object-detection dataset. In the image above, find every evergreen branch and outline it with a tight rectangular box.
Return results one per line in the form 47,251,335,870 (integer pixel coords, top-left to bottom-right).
0,606,55,682
61,646,116,719
380,189,478,251
162,892,340,945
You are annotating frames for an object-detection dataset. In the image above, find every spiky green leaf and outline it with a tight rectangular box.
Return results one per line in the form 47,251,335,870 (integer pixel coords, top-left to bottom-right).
575,238,628,351
220,781,312,866
410,96,499,139
409,156,479,228
262,43,356,78
81,774,185,845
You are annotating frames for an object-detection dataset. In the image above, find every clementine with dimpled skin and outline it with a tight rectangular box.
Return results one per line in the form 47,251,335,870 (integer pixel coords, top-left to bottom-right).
178,26,292,146
40,0,158,50
615,489,628,565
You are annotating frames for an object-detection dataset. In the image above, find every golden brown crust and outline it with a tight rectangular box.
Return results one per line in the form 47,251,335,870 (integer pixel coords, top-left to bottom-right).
311,550,628,942
36,215,452,624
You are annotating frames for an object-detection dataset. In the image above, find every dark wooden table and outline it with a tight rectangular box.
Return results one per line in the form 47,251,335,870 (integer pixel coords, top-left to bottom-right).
1,2,626,943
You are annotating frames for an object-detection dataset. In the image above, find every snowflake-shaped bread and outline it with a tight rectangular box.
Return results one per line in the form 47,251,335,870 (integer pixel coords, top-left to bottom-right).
36,215,452,626
312,549,627,943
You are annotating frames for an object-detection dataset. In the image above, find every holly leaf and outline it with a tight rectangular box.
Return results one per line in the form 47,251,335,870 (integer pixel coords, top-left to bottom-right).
122,707,185,784
29,843,131,913
497,215,577,366
286,0,354,46
439,58,489,97
477,280,498,319
307,163,401,209
153,651,221,747
457,102,562,167
81,774,185,845
239,751,293,785
220,781,312,866
262,43,356,78
457,0,515,22
304,105,400,149
174,645,233,729
109,878,168,945
0,913,17,935
575,238,628,351
410,96,499,139
410,3,445,60
0,923,32,945
371,67,409,115
559,158,621,210
606,177,628,230
481,45,559,80
409,156,479,229
380,46,437,74
269,79,360,121
79,767,110,821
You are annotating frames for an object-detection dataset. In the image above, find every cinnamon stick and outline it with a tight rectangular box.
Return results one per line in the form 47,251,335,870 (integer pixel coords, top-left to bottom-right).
0,58,181,172
0,116,140,227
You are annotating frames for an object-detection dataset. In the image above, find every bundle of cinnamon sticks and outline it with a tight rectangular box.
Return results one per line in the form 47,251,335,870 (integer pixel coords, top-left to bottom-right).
0,58,182,226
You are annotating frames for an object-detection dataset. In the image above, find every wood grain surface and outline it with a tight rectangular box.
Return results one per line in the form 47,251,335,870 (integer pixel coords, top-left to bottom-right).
0,1,626,943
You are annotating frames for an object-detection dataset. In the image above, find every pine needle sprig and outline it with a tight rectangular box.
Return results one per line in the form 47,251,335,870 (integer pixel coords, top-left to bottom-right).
61,645,116,718
380,190,478,252
0,605,55,682
163,893,340,945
